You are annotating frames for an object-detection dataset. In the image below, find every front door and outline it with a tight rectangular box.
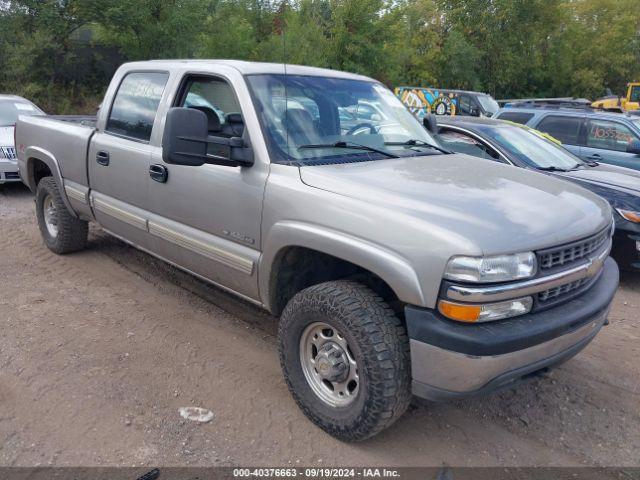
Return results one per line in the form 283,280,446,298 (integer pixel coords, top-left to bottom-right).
580,118,640,170
146,72,268,301
89,71,169,249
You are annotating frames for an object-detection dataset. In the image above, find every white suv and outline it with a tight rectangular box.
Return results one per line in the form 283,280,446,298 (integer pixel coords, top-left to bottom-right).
0,95,44,183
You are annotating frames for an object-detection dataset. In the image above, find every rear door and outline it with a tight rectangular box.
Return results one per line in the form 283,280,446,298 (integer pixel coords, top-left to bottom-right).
581,118,640,170
533,114,584,157
88,71,169,249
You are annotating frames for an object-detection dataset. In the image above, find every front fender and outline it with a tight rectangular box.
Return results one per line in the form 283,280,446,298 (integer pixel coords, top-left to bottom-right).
259,220,427,311
23,147,77,217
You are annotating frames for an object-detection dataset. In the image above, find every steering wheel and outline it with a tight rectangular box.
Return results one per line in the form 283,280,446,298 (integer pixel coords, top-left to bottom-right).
347,122,378,136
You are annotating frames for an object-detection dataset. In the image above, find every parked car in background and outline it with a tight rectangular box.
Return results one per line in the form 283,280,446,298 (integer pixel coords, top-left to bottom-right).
0,95,45,183
494,107,640,171
396,86,499,119
436,116,640,271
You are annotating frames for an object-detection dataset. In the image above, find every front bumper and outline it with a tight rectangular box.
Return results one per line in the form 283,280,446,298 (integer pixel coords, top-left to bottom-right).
612,225,640,271
0,159,20,183
407,257,619,401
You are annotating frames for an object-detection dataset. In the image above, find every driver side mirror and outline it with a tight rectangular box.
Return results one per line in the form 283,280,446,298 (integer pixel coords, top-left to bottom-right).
423,114,438,134
626,139,640,155
162,107,253,167
469,106,480,117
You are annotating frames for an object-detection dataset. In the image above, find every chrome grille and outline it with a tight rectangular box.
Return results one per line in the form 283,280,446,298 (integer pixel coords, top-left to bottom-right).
538,227,610,271
0,146,17,160
538,277,591,302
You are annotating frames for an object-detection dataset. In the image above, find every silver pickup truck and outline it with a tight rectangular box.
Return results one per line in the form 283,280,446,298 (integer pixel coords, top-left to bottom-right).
16,60,619,441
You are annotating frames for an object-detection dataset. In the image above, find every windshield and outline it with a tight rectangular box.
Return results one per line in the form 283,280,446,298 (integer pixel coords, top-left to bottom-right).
0,99,44,126
246,74,443,164
478,124,583,169
476,95,499,115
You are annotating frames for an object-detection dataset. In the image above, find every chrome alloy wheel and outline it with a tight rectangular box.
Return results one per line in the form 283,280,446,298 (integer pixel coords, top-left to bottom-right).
299,322,359,407
43,194,59,238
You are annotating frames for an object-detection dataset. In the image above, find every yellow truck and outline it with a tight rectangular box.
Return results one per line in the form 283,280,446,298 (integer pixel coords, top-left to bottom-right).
592,82,640,113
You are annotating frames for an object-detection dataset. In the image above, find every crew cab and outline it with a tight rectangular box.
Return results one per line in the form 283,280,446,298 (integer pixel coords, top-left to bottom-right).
16,61,619,440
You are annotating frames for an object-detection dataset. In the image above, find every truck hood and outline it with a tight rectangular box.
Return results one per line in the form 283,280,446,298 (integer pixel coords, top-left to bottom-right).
0,126,14,147
299,154,612,255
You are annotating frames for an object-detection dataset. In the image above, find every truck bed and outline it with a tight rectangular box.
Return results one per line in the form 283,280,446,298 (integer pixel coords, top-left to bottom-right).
49,115,97,128
16,114,97,188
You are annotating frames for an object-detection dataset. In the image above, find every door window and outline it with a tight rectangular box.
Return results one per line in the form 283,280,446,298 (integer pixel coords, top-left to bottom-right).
495,111,534,125
535,115,582,145
106,72,169,141
630,85,640,103
586,119,638,152
458,95,472,115
437,130,501,161
179,76,243,137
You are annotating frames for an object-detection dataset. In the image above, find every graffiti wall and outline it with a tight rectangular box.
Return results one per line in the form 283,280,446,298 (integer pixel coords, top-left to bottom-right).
395,87,459,118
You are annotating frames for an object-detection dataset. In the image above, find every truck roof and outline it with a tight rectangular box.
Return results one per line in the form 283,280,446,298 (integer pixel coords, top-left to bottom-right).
123,59,374,82
0,94,30,101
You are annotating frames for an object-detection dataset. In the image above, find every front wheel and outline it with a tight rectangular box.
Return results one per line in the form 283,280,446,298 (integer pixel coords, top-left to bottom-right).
35,177,88,254
278,280,411,441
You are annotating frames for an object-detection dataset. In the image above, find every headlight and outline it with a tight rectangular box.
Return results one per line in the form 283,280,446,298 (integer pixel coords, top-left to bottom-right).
616,208,640,224
438,297,533,323
444,252,537,283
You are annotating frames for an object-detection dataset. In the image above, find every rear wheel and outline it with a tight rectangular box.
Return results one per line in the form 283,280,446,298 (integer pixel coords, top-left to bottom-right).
278,280,411,441
35,177,88,254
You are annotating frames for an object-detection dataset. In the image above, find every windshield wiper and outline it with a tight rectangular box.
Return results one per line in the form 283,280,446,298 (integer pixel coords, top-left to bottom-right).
384,139,452,155
298,141,398,158
537,166,571,172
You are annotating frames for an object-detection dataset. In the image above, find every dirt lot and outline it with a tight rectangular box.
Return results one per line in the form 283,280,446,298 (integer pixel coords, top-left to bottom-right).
0,182,639,468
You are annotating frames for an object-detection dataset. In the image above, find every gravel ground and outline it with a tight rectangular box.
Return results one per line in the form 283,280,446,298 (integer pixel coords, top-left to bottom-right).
0,182,639,467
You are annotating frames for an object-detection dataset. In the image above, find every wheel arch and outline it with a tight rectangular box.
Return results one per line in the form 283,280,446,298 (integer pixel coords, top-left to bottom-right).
259,221,426,315
24,147,77,217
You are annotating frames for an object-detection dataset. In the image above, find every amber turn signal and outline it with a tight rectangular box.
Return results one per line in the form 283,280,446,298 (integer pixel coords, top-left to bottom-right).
438,301,481,322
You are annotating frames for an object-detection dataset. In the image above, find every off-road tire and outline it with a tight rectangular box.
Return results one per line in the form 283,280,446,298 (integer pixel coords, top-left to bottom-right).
278,280,411,441
35,176,88,254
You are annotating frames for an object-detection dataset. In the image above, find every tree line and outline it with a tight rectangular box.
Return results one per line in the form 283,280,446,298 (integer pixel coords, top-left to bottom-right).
0,0,638,114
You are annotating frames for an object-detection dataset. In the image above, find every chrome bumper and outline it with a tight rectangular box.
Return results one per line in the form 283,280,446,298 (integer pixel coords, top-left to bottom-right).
411,307,607,400
0,159,20,183
407,257,619,401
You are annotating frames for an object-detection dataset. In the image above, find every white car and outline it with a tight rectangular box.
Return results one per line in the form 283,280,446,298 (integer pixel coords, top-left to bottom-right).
0,95,45,183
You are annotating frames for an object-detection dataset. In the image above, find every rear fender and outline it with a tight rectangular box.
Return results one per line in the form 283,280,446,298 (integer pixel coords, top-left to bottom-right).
24,147,77,217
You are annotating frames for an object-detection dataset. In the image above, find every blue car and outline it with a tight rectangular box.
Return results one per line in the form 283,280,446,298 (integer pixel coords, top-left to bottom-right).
435,116,640,271
494,107,640,171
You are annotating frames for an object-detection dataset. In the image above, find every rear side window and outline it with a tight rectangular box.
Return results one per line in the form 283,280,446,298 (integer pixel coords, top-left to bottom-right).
536,115,582,145
495,111,534,125
106,72,169,141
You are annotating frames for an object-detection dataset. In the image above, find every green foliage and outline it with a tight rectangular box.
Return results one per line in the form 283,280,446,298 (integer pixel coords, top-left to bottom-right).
0,0,639,113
